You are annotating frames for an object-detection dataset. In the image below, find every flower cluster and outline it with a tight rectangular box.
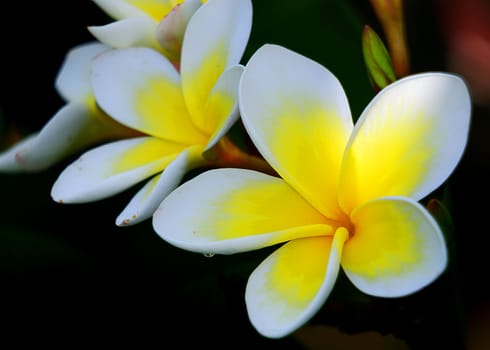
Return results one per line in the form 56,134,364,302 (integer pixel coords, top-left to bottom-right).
0,0,472,340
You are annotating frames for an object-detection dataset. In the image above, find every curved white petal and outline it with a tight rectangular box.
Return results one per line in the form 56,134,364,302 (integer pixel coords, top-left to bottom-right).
55,42,109,103
116,145,206,226
342,196,447,297
181,0,252,131
153,168,333,254
91,0,148,19
246,230,348,338
239,44,353,219
92,0,186,22
0,134,38,172
0,103,133,172
339,73,472,213
91,47,207,144
51,136,185,203
88,17,159,51
203,65,243,151
156,0,202,63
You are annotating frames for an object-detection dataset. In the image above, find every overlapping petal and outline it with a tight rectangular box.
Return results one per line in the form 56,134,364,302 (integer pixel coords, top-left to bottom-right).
239,44,353,219
92,0,181,21
156,0,202,63
51,136,186,203
0,103,134,172
125,0,183,21
90,0,199,61
88,17,160,51
116,145,206,226
339,73,471,213
342,196,447,297
245,230,348,338
0,42,136,173
181,0,252,132
203,65,243,151
91,47,207,145
55,42,109,102
153,168,334,254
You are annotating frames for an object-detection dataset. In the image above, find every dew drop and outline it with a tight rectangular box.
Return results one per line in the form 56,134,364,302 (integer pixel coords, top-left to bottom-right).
203,252,214,258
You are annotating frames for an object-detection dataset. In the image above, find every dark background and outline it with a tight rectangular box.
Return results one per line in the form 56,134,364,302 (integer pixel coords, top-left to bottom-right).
1,0,488,348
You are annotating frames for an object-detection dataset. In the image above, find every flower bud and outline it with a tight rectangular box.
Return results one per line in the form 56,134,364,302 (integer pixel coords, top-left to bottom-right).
362,25,396,91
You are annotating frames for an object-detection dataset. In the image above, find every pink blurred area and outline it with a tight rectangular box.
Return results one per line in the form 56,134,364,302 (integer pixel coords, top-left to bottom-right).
438,0,490,106
437,1,490,349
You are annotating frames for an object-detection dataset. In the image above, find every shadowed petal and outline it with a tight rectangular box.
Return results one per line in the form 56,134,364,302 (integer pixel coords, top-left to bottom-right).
92,0,144,19
246,230,348,338
156,0,202,63
181,0,252,131
91,0,174,20
116,145,206,226
51,136,185,203
88,17,160,51
203,65,243,151
342,196,447,297
0,103,135,172
55,41,109,103
91,47,207,144
0,134,38,171
153,168,333,254
239,44,353,219
339,73,471,213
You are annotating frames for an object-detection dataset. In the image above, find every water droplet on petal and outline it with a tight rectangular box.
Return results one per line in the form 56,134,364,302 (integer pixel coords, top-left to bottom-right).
203,252,214,258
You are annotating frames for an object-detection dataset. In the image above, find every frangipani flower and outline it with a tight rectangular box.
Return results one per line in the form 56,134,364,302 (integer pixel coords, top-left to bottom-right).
89,0,204,64
0,42,136,172
51,0,257,226
152,44,471,338
0,1,208,175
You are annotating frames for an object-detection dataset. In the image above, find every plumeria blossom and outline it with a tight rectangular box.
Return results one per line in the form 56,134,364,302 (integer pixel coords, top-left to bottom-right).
51,0,258,226
0,0,206,173
152,44,471,338
89,0,204,65
0,42,136,172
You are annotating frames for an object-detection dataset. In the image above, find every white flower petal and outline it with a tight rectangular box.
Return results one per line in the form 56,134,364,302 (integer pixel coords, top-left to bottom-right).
181,0,252,130
88,17,160,51
246,230,347,338
156,0,202,62
342,196,448,297
91,0,147,19
204,65,243,151
339,73,472,213
239,44,353,219
153,168,332,254
55,42,109,103
51,136,185,203
0,134,38,172
116,145,206,226
91,47,206,144
0,102,132,172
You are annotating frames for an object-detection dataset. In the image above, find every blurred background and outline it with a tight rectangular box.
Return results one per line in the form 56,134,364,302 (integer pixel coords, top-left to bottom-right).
0,0,488,348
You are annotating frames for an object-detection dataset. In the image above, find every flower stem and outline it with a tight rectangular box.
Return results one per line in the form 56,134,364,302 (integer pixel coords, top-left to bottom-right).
370,0,411,77
204,136,277,176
